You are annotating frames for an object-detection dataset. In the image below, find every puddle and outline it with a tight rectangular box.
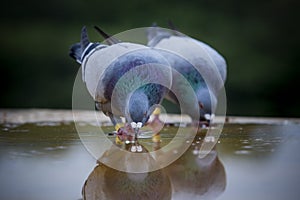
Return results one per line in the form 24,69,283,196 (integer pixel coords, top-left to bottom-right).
0,122,300,199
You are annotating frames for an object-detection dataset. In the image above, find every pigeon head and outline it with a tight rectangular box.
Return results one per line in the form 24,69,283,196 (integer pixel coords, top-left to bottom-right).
127,89,150,125
197,87,217,121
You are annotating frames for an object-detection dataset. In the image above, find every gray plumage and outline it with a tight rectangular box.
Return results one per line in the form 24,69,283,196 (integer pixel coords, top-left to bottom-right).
97,48,169,124
147,26,227,121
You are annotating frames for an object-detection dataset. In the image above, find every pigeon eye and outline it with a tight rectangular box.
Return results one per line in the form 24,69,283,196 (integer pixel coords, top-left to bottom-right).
199,102,204,109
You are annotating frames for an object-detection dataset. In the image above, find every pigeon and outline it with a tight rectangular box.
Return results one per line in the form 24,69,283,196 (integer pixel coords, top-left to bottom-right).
82,144,172,200
147,25,227,123
69,26,171,149
163,139,226,199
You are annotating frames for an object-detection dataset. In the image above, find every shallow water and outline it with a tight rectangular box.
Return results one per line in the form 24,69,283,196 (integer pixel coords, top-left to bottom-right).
0,121,300,200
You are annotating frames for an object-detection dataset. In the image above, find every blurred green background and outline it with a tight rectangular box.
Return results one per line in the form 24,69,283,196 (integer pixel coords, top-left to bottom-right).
1,0,299,117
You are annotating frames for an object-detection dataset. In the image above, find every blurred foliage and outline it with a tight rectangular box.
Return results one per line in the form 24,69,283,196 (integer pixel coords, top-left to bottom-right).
0,0,299,117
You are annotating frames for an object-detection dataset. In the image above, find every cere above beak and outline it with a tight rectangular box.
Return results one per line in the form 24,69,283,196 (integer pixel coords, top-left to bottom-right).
130,122,143,136
130,122,143,129
204,114,215,121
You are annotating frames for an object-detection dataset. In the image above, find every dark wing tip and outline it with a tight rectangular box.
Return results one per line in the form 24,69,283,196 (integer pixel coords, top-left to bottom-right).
167,20,184,36
94,26,120,45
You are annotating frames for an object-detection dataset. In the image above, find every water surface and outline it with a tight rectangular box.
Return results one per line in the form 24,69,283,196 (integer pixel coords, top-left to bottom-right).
1,120,300,200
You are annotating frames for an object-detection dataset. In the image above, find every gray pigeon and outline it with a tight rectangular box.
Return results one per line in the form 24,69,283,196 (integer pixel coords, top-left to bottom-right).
70,26,171,148
147,25,227,123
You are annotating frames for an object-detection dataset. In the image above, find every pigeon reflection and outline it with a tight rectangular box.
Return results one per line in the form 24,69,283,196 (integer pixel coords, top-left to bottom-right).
164,143,226,199
82,144,172,200
82,128,226,200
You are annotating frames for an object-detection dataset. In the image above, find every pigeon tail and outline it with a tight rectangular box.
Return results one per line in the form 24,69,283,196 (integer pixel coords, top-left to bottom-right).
147,25,173,47
147,23,185,47
69,26,101,64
